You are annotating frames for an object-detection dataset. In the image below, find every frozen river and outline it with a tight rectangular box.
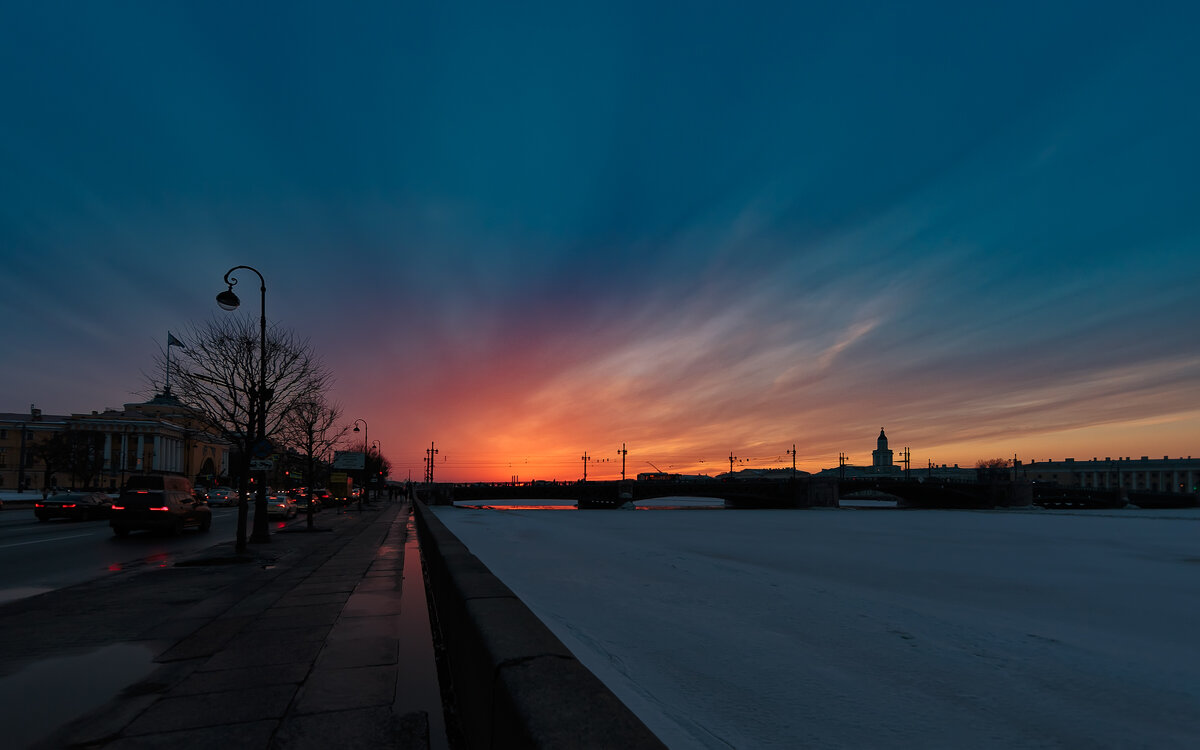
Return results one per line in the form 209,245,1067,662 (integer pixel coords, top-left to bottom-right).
433,504,1200,749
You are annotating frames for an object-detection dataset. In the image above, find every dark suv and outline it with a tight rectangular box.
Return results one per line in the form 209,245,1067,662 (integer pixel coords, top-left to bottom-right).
111,475,212,536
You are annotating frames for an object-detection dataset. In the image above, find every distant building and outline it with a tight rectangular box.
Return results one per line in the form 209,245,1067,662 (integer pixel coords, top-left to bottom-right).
1019,456,1199,495
872,428,893,469
814,428,905,479
0,406,69,491
809,429,974,482
1,396,229,492
637,472,713,482
715,467,810,481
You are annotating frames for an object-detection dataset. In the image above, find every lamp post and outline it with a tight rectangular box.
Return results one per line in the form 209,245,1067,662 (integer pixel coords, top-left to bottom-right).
372,439,382,502
353,419,367,501
217,265,271,548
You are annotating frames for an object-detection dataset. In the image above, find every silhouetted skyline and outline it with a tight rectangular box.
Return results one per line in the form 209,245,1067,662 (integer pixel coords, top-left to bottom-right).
2,2,1197,481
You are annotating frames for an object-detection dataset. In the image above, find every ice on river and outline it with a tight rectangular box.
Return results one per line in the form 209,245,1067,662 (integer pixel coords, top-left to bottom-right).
433,505,1200,749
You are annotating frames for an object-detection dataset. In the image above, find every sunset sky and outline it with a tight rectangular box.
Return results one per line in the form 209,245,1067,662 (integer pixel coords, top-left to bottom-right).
2,2,1197,482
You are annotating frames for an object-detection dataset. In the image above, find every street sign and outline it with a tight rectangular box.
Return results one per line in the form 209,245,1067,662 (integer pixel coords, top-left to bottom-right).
252,439,274,459
250,458,274,471
333,451,365,470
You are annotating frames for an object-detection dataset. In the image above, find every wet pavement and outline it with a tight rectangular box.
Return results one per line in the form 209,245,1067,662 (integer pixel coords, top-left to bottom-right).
0,500,446,749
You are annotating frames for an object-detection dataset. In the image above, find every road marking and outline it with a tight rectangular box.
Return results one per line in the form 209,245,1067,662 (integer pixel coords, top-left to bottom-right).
0,532,100,550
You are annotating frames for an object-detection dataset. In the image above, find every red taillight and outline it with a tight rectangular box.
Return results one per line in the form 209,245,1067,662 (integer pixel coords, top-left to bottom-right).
62,503,77,508
111,504,125,510
149,506,169,512
135,490,148,494
34,503,44,508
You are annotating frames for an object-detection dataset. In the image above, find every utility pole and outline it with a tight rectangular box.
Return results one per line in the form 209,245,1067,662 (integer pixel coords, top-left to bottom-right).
425,442,438,483
787,444,797,480
728,451,737,477
618,443,628,481
581,451,590,481
839,452,848,481
901,446,911,479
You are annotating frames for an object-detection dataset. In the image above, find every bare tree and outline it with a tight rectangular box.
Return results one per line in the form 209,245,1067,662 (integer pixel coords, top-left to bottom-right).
279,396,349,530
31,429,104,491
153,316,334,550
975,458,1010,469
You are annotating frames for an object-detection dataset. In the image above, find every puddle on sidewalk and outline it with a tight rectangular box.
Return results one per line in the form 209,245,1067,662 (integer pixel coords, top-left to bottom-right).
0,586,53,605
0,642,157,748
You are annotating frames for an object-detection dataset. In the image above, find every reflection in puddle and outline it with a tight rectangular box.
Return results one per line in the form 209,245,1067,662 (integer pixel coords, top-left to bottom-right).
0,642,157,748
106,552,172,573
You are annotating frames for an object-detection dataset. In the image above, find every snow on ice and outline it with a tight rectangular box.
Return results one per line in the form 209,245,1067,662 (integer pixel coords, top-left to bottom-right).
433,503,1200,749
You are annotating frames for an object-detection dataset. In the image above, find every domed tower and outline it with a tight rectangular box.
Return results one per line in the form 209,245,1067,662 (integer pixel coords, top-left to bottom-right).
872,428,893,469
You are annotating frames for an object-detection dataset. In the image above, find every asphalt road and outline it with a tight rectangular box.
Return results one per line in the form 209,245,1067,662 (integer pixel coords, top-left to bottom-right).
0,506,293,604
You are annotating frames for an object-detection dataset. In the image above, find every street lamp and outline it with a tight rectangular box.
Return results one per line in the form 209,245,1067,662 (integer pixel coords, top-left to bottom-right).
217,265,271,548
353,419,368,502
372,440,382,502
353,419,368,452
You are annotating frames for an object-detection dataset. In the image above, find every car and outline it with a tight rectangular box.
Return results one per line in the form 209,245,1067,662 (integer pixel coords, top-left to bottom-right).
310,488,333,507
34,491,113,521
207,487,238,507
110,475,211,536
265,492,297,519
293,491,320,513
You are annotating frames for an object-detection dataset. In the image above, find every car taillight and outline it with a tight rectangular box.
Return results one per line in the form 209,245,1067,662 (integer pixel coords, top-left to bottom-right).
62,503,77,508
111,504,125,510
149,506,169,512
35,503,44,508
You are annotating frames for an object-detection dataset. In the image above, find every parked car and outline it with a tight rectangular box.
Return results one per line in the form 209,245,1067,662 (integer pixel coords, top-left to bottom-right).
207,487,238,507
110,475,211,536
266,492,296,519
34,491,113,521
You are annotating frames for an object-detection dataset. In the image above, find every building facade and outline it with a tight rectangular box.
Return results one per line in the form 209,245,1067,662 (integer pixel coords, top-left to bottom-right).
1,398,229,492
1020,456,1199,495
872,428,894,469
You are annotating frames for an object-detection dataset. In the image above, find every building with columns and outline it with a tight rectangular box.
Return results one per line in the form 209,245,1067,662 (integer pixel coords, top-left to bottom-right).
1,397,229,492
1020,456,1199,495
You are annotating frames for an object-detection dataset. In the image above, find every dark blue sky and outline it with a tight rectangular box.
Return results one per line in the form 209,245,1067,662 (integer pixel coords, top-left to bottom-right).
2,2,1197,479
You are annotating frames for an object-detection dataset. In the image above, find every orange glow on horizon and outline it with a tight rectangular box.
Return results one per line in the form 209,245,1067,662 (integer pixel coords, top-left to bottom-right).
367,408,1200,484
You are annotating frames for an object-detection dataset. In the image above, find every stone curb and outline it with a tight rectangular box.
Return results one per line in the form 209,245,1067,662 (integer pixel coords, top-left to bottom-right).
413,500,666,750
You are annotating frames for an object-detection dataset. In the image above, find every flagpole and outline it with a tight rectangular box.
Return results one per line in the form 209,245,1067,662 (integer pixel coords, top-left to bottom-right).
166,331,172,394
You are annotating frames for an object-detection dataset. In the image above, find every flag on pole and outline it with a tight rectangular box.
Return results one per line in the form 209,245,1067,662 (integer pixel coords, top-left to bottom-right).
167,332,186,349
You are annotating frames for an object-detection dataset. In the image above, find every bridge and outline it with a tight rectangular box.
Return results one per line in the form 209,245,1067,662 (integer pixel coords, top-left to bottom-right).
425,476,1024,509
424,476,1198,510
432,478,836,508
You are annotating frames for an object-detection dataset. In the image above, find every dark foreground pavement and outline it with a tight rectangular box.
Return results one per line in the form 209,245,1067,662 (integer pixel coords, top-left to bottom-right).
0,501,446,749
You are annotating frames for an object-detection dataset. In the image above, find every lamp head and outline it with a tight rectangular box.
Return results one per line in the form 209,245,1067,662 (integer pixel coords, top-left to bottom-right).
353,425,360,433
216,288,241,311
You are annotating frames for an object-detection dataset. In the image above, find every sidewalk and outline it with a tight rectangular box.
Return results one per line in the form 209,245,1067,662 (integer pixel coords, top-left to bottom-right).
0,501,447,749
